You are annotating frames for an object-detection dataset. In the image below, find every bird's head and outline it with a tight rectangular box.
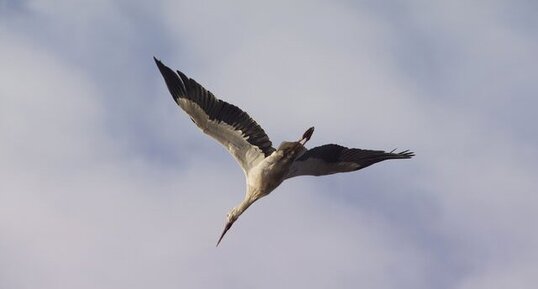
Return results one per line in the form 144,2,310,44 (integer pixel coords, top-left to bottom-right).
216,208,240,246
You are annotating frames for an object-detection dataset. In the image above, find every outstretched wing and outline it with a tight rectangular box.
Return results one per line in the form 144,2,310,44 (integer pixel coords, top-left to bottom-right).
154,58,275,174
286,144,414,179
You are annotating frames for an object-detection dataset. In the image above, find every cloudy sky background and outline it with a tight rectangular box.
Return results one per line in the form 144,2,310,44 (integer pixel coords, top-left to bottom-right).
1,0,537,288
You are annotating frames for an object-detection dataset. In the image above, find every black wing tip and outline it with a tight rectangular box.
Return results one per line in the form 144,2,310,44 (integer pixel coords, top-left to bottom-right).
153,56,167,71
153,57,172,76
391,149,415,159
153,58,187,103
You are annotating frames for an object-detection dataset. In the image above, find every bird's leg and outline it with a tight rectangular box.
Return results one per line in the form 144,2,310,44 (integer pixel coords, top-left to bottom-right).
300,127,315,145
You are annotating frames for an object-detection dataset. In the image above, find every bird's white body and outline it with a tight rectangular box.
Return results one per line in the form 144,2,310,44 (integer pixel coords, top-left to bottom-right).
247,150,288,196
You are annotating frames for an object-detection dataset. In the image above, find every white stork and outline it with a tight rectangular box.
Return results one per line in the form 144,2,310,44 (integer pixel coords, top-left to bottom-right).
154,58,414,246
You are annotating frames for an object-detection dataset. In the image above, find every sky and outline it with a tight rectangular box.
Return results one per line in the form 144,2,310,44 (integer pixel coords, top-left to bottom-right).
1,0,537,288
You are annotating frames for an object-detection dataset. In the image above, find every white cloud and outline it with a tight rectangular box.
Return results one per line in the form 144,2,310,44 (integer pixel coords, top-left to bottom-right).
1,0,537,288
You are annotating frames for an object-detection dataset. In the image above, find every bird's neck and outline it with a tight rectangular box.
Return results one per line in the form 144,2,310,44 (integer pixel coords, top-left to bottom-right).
234,196,257,218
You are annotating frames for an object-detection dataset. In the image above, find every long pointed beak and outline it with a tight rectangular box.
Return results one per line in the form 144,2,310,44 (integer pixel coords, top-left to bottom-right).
216,221,233,247
300,126,315,145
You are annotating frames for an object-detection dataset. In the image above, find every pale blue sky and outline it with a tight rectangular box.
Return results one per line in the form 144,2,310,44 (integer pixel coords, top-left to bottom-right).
1,1,537,289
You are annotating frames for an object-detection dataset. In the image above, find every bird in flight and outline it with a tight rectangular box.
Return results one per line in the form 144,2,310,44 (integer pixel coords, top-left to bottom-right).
154,58,414,246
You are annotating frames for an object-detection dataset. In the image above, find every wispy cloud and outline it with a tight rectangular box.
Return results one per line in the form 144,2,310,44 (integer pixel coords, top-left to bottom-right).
1,1,537,288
